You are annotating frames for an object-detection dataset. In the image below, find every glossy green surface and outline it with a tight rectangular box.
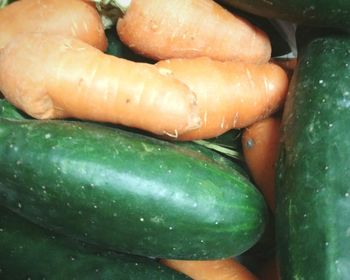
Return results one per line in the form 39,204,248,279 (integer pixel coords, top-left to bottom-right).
0,118,267,259
0,98,29,120
219,0,350,28
0,206,189,280
276,36,350,279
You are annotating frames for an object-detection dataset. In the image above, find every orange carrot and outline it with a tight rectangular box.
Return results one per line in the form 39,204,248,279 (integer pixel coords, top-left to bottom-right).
271,58,297,79
155,57,288,141
115,0,271,63
0,0,107,51
0,33,201,137
241,117,282,211
161,259,258,280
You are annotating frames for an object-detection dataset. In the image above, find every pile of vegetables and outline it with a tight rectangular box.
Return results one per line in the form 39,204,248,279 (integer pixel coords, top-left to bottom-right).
0,0,349,279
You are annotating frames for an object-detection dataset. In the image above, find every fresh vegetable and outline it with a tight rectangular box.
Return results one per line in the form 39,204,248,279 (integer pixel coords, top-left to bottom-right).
271,58,297,78
161,258,257,280
0,0,107,50
106,0,271,63
218,0,350,29
0,33,201,137
242,117,281,211
0,117,268,260
276,36,350,279
156,57,288,140
0,98,29,120
295,25,349,58
0,206,190,280
105,27,153,63
0,0,15,9
0,98,245,175
217,1,292,58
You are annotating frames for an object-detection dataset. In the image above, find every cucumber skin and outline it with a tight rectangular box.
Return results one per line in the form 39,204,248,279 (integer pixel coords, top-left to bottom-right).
218,0,350,29
276,37,350,279
0,98,246,176
0,98,29,120
0,206,189,280
0,118,267,260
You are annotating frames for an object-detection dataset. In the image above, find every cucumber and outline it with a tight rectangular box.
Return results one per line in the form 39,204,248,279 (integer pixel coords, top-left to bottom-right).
218,0,350,29
0,98,246,175
0,206,189,280
0,98,30,120
276,36,350,279
0,118,267,260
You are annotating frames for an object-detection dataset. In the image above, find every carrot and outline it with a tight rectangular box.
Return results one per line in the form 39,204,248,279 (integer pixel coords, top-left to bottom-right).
271,58,297,79
241,117,282,211
0,33,201,137
155,57,288,141
161,258,258,280
111,0,271,63
0,0,107,51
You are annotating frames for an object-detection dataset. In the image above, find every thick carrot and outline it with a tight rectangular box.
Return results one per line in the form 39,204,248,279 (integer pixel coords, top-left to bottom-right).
241,117,282,211
0,33,201,137
155,57,288,141
114,0,271,63
0,0,107,51
161,259,257,280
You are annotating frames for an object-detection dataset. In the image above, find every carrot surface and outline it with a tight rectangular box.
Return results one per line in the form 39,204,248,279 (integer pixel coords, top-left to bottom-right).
161,259,257,280
0,0,107,51
241,117,282,211
116,0,271,63
0,33,201,137
156,57,288,141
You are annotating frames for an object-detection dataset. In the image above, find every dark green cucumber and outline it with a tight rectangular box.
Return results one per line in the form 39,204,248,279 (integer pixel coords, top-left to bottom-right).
276,36,350,279
0,98,29,120
0,98,246,176
218,0,350,29
0,206,189,280
0,118,267,260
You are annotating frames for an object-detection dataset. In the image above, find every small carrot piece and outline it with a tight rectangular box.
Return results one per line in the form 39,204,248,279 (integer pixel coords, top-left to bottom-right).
115,0,271,63
161,258,258,280
0,0,107,51
241,117,282,211
156,57,288,141
0,33,201,137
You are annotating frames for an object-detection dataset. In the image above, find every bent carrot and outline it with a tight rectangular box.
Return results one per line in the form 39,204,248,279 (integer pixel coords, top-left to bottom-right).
161,259,257,280
241,117,282,211
155,57,288,141
0,0,107,51
0,33,201,137
114,0,271,63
